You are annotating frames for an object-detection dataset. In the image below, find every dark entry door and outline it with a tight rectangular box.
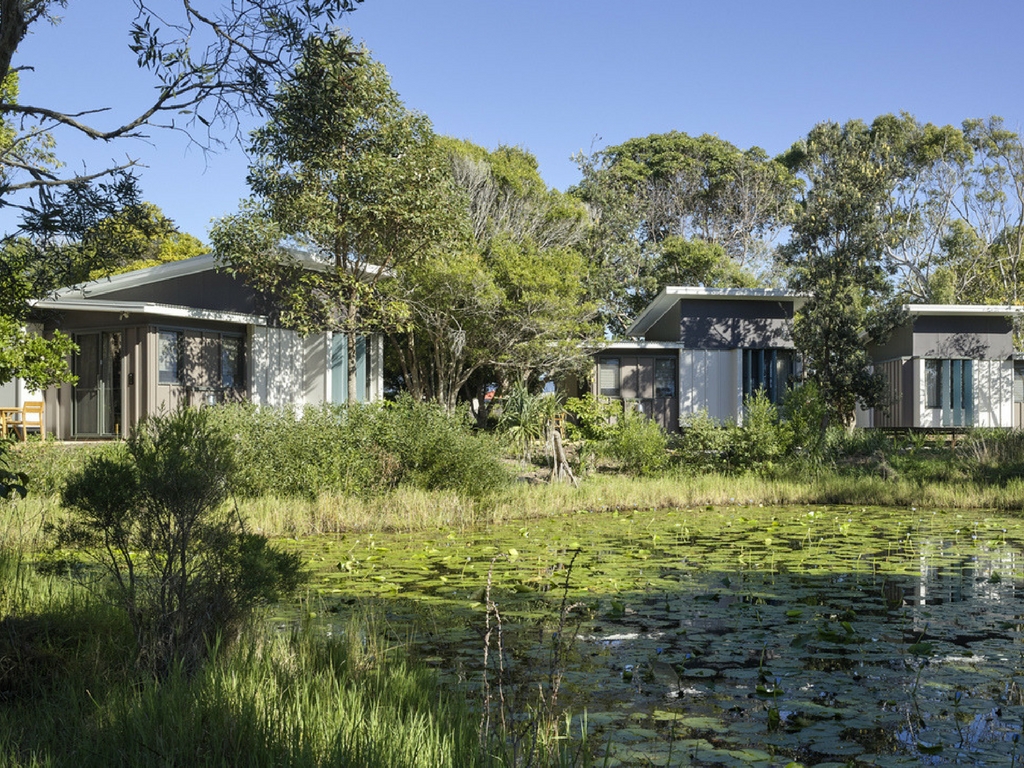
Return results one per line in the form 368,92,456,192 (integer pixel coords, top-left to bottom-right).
73,332,122,437
619,356,679,431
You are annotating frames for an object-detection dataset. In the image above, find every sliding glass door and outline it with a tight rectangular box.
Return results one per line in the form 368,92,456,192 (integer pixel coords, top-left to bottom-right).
73,332,122,437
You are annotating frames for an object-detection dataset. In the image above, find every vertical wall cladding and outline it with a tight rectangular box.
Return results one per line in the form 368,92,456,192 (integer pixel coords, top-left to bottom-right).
303,333,328,404
679,349,739,423
873,359,906,428
974,359,1014,428
251,326,306,408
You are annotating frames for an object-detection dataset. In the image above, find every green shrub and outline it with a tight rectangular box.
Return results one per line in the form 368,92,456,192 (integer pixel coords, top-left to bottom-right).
379,395,511,499
564,394,621,442
207,397,509,501
7,440,111,498
733,391,794,473
58,408,304,676
674,410,731,473
604,409,669,476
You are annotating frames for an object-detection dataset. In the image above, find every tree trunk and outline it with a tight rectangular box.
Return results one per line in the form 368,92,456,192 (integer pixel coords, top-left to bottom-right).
345,300,359,403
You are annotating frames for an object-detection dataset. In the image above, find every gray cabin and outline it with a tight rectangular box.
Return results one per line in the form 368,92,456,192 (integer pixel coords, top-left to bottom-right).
860,304,1024,430
14,254,382,440
592,287,804,431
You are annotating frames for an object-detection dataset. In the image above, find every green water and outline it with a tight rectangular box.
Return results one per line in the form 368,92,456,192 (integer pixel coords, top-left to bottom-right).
284,504,1024,766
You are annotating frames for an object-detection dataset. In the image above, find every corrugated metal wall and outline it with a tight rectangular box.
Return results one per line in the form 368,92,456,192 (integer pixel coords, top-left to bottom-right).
679,349,739,423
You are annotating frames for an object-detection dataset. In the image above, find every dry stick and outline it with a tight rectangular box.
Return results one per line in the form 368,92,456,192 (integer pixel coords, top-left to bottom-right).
549,430,578,487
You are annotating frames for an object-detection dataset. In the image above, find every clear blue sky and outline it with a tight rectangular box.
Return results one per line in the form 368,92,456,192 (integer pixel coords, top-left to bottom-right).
12,0,1024,242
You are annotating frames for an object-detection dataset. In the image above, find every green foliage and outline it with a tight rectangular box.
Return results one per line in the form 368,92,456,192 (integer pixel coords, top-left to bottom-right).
215,37,466,397
58,408,304,676
732,391,794,473
0,440,27,500
83,202,206,278
573,130,796,333
564,395,621,442
497,381,552,463
780,115,935,430
0,317,77,390
388,139,598,411
780,379,828,456
675,410,732,473
604,409,669,477
208,397,510,501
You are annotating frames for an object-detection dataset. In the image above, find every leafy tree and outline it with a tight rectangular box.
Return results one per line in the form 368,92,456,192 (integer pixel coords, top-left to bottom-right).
0,0,364,222
0,0,363,388
919,118,1024,307
386,141,598,412
212,36,466,396
779,115,936,431
573,131,796,333
59,408,303,676
82,202,207,278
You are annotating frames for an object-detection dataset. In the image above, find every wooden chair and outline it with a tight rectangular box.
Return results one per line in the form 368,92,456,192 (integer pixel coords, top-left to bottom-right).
12,401,44,442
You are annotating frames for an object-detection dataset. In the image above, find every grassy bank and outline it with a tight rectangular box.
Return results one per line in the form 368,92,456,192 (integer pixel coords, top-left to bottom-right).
0,544,489,768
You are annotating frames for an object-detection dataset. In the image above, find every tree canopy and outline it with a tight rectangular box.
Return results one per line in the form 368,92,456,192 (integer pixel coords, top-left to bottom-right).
572,131,796,334
212,36,466,396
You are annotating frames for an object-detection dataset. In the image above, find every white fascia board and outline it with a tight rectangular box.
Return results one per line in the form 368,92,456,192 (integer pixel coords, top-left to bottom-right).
593,340,690,352
55,250,388,300
905,304,1024,316
625,285,806,338
33,298,268,327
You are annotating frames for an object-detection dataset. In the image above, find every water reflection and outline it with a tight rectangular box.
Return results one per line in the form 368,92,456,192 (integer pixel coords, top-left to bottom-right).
295,506,1024,765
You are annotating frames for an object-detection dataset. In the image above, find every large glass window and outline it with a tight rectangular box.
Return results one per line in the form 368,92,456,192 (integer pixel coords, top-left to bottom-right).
158,330,183,384
926,358,973,419
742,348,795,404
598,358,620,397
221,335,243,389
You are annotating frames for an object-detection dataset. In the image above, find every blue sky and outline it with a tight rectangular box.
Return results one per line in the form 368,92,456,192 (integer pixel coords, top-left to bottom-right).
12,1,1024,242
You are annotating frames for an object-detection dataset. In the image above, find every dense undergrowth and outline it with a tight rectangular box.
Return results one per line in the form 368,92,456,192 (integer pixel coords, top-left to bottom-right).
5,396,1024,767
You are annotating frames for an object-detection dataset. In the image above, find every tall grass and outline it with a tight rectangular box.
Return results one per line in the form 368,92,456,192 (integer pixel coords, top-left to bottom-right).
0,542,487,768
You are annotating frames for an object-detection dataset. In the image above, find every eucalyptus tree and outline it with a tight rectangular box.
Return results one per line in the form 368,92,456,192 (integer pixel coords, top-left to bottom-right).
573,131,797,334
0,0,364,222
212,36,467,396
387,140,599,412
918,118,1024,307
778,114,963,431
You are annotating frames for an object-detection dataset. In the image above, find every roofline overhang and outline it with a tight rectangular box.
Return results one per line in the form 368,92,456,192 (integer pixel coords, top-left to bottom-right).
904,304,1024,317
625,286,807,338
32,298,269,327
53,250,388,301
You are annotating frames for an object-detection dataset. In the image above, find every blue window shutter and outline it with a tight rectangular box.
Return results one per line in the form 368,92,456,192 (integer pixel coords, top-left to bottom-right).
963,359,974,427
952,360,963,427
941,359,952,428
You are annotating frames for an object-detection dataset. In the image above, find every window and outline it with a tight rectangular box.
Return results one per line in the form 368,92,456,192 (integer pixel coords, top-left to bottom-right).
598,358,620,397
926,359,973,422
654,358,676,398
158,331,183,384
925,359,942,409
742,349,795,404
221,335,243,389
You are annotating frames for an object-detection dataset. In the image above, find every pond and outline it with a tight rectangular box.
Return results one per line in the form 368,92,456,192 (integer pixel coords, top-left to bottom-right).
282,504,1024,766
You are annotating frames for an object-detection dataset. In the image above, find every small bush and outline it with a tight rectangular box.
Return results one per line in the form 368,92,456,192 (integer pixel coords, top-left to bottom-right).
564,394,621,442
604,410,669,476
733,391,794,473
58,408,304,676
674,410,732,473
